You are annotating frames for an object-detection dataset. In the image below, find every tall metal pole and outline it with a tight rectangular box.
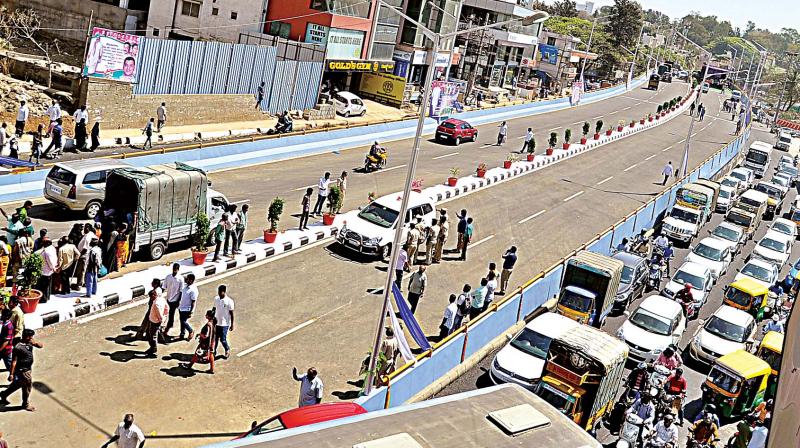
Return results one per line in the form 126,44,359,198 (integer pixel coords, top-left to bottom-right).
579,18,597,84
628,22,645,85
745,50,756,91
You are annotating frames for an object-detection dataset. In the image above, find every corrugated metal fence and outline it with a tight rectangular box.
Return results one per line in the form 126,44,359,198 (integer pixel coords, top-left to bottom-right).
133,38,324,114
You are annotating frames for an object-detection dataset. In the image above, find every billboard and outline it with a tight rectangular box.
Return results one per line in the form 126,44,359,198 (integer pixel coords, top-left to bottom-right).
83,27,141,83
538,44,558,65
429,80,459,118
359,72,406,106
326,28,365,59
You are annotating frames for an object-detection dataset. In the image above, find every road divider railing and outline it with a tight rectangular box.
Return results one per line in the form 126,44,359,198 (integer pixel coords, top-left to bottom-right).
356,119,752,411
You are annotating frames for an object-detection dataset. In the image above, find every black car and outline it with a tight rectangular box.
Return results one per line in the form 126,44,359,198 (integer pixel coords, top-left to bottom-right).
612,251,648,312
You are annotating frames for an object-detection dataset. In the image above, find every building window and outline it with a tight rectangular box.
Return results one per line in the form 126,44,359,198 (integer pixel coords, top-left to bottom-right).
181,0,201,17
152,27,160,36
231,11,238,20
309,0,370,19
267,21,291,39
212,7,218,15
547,36,556,46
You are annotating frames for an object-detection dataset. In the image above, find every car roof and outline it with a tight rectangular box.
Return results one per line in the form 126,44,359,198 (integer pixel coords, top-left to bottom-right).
612,251,646,266
336,91,360,99
741,189,769,201
638,295,682,317
52,159,131,173
719,185,735,194
744,257,775,270
716,221,743,233
773,218,796,228
732,167,753,175
713,305,754,326
373,191,432,209
762,230,792,242
697,237,729,250
277,403,367,429
443,118,467,125
525,312,580,336
677,261,710,276
722,176,741,183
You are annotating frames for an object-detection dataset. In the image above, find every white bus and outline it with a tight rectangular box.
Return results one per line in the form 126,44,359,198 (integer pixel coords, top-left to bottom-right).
743,141,774,177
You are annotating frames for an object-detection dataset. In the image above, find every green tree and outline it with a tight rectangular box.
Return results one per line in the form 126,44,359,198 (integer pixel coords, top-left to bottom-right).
551,0,577,17
605,0,643,49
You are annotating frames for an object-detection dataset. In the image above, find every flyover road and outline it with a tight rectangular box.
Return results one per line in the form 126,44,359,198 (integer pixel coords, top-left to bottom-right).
436,127,793,446
19,82,690,279
0,84,739,447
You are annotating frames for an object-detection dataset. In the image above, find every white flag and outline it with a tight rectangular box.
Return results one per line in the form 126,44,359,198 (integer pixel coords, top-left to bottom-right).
387,300,415,363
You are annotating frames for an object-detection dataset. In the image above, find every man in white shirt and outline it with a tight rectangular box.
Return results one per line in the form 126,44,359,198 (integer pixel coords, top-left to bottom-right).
394,245,409,289
223,204,240,256
46,100,61,137
72,106,89,126
178,273,198,340
485,271,498,309
213,284,235,358
144,288,168,356
162,263,184,338
312,172,331,216
453,284,472,330
156,102,167,131
439,294,458,340
15,100,29,137
662,161,674,185
0,122,8,155
102,413,145,448
75,224,97,288
522,127,534,153
747,419,769,448
407,265,427,314
651,414,679,446
292,366,323,407
37,239,58,303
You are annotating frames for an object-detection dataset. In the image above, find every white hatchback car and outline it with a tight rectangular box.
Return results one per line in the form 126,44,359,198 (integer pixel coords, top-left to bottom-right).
751,230,793,268
685,237,732,282
662,261,714,311
617,295,686,363
333,91,367,117
689,305,756,364
770,218,798,240
708,222,746,256
734,258,780,289
490,313,580,389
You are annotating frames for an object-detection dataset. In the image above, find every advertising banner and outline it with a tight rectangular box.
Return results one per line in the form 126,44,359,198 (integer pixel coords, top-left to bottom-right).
305,23,329,45
359,72,406,106
325,28,365,59
429,80,459,118
83,27,141,83
538,43,558,65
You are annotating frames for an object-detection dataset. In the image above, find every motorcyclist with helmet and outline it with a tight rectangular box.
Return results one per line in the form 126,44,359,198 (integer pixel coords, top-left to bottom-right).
650,413,679,447
654,345,682,372
675,283,696,318
664,367,687,423
626,391,657,445
688,413,719,447
365,140,387,171
627,362,650,397
693,404,720,429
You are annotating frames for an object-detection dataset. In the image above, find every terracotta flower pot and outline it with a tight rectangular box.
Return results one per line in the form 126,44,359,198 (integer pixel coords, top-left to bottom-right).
649,117,654,122
593,133,601,140
629,122,635,128
447,177,458,187
264,230,278,243
322,213,335,226
656,115,661,120
617,126,623,132
18,289,42,314
503,160,512,169
562,143,570,149
606,130,613,136
476,169,486,178
546,147,554,156
526,154,535,162
580,137,587,144
191,248,209,265
640,119,646,124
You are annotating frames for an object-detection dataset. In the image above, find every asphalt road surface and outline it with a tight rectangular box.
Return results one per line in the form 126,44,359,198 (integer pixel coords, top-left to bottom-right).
1,82,748,447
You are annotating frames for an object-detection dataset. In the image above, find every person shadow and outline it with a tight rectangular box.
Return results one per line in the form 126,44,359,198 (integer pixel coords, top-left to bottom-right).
160,352,206,378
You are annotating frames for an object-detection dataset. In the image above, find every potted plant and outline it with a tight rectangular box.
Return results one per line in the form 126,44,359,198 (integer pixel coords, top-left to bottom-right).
594,120,603,139
546,132,557,155
16,252,43,313
323,184,342,225
669,99,676,110
563,128,572,149
503,154,517,169
447,167,460,187
581,121,590,144
617,120,624,132
677,95,683,104
662,101,669,116
605,126,613,136
264,197,284,243
640,116,646,125
476,162,488,178
656,105,662,119
526,138,536,161
191,211,210,265
648,113,654,122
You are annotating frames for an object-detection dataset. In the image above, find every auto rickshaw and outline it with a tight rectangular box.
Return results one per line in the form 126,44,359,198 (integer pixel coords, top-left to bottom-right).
701,349,771,418
648,73,660,90
756,331,783,399
723,278,769,321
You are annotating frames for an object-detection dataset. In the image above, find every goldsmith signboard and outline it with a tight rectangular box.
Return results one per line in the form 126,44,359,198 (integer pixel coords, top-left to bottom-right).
326,59,396,73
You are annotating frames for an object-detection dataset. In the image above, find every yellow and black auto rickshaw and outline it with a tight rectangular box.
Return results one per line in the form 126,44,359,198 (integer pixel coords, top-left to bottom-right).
701,349,771,418
723,278,769,321
648,74,660,90
756,331,783,399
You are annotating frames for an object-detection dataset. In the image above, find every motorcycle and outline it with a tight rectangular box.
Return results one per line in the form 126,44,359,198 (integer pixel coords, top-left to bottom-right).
686,438,719,448
655,392,682,422
647,260,666,291
364,148,388,172
648,365,672,390
617,413,650,448
606,387,640,434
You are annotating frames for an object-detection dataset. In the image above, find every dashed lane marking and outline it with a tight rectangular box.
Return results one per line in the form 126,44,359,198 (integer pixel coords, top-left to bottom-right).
518,209,547,224
624,163,638,172
563,191,585,202
432,152,459,160
596,176,614,185
645,154,657,161
237,319,317,357
470,234,495,248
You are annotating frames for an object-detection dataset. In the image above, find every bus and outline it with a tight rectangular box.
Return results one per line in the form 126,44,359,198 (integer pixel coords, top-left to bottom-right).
203,384,602,448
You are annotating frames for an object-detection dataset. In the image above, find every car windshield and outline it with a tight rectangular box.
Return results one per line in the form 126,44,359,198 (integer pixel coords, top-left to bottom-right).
731,172,747,182
629,309,672,336
758,237,786,253
712,226,739,242
719,190,732,199
755,184,780,199
780,167,798,177
707,365,742,394
440,122,456,129
560,290,593,313
621,265,635,284
741,263,771,282
722,178,738,188
356,203,399,228
47,166,77,185
772,222,793,235
705,316,747,342
693,243,723,261
673,270,705,289
537,383,575,415
670,208,700,223
747,151,768,164
780,136,792,143
726,212,752,227
510,328,553,359
772,177,789,187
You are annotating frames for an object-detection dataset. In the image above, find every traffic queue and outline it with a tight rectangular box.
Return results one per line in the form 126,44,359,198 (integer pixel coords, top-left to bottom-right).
487,139,793,447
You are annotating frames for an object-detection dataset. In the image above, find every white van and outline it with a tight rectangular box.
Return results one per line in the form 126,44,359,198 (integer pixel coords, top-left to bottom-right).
743,141,773,177
776,131,792,151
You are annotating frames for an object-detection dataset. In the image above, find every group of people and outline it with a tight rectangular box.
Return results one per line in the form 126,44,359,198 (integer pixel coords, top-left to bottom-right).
689,101,707,121
210,203,249,262
300,171,347,229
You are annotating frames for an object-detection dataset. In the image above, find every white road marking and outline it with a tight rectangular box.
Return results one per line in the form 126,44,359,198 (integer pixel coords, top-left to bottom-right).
517,209,547,224
480,143,495,148
432,152,459,160
375,164,407,173
563,191,585,202
470,234,495,248
548,126,562,131
591,115,604,120
624,163,638,172
237,319,316,357
645,154,657,161
662,145,673,152
293,184,316,191
622,106,632,111
596,176,614,185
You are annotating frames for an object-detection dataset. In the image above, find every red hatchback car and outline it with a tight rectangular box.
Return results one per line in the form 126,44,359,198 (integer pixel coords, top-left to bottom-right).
236,402,367,439
435,118,478,146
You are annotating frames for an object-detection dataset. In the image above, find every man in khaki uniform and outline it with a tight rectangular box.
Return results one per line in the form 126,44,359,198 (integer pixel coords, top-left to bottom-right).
405,222,420,265
433,210,448,263
426,219,439,265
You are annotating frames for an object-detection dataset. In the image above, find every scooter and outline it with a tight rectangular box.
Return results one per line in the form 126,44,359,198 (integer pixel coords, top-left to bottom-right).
617,413,650,448
364,149,388,172
606,388,640,434
648,365,672,391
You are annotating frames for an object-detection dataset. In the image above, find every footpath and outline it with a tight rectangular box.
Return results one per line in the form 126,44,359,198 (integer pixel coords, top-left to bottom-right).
23,82,693,330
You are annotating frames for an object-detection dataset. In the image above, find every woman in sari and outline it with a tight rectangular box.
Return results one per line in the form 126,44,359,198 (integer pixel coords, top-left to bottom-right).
114,223,129,271
183,309,216,374
0,236,10,288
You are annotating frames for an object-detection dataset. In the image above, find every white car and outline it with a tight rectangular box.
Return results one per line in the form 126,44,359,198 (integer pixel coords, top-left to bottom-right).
751,230,793,268
689,305,756,364
333,91,367,117
770,218,797,240
490,313,580,388
336,191,435,260
662,261,714,311
779,155,794,167
662,205,703,243
770,174,791,195
708,222,746,255
734,258,779,290
685,237,732,282
730,167,755,188
715,185,736,213
617,295,686,363
721,176,745,194
776,131,792,151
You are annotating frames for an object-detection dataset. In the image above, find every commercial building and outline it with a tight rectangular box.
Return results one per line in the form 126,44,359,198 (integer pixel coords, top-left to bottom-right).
146,0,265,41
575,1,594,14
535,30,597,91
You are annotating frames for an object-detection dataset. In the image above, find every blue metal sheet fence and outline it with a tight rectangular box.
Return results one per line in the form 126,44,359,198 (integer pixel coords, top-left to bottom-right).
519,276,550,317
635,202,657,233
612,215,636,249
589,231,614,256
133,38,322,113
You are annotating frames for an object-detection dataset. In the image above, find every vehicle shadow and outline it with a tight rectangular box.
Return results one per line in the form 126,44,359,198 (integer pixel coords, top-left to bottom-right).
27,203,82,223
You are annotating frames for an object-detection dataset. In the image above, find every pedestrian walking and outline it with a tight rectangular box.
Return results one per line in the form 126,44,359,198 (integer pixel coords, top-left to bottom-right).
469,278,488,320
425,219,439,265
438,294,458,340
497,121,508,145
0,329,42,411
661,161,674,185
101,413,146,448
211,214,226,262
735,119,743,135
223,204,240,256
0,236,9,288
37,239,57,304
183,309,216,374
0,309,13,372
689,102,696,117
14,100,28,137
699,104,706,121
213,284,235,358
44,119,63,158
406,265,427,314
256,82,265,109
293,366,323,407
433,210,447,263
337,171,348,205
405,222,420,264
8,297,23,347
82,238,101,298
459,217,474,261
747,419,769,448
156,102,167,131
299,188,312,230
394,244,409,288
143,289,167,357
499,246,517,294
521,128,534,153
455,209,467,253
90,118,101,151
454,284,471,330
141,118,154,149
162,263,183,338
45,99,61,137
178,273,198,341
476,91,483,108
136,278,163,340
235,204,248,252
72,105,88,129
377,327,399,381
312,172,331,216
28,124,43,164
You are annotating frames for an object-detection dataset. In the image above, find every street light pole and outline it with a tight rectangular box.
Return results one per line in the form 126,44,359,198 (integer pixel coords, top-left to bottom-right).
579,18,597,84
628,22,645,87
